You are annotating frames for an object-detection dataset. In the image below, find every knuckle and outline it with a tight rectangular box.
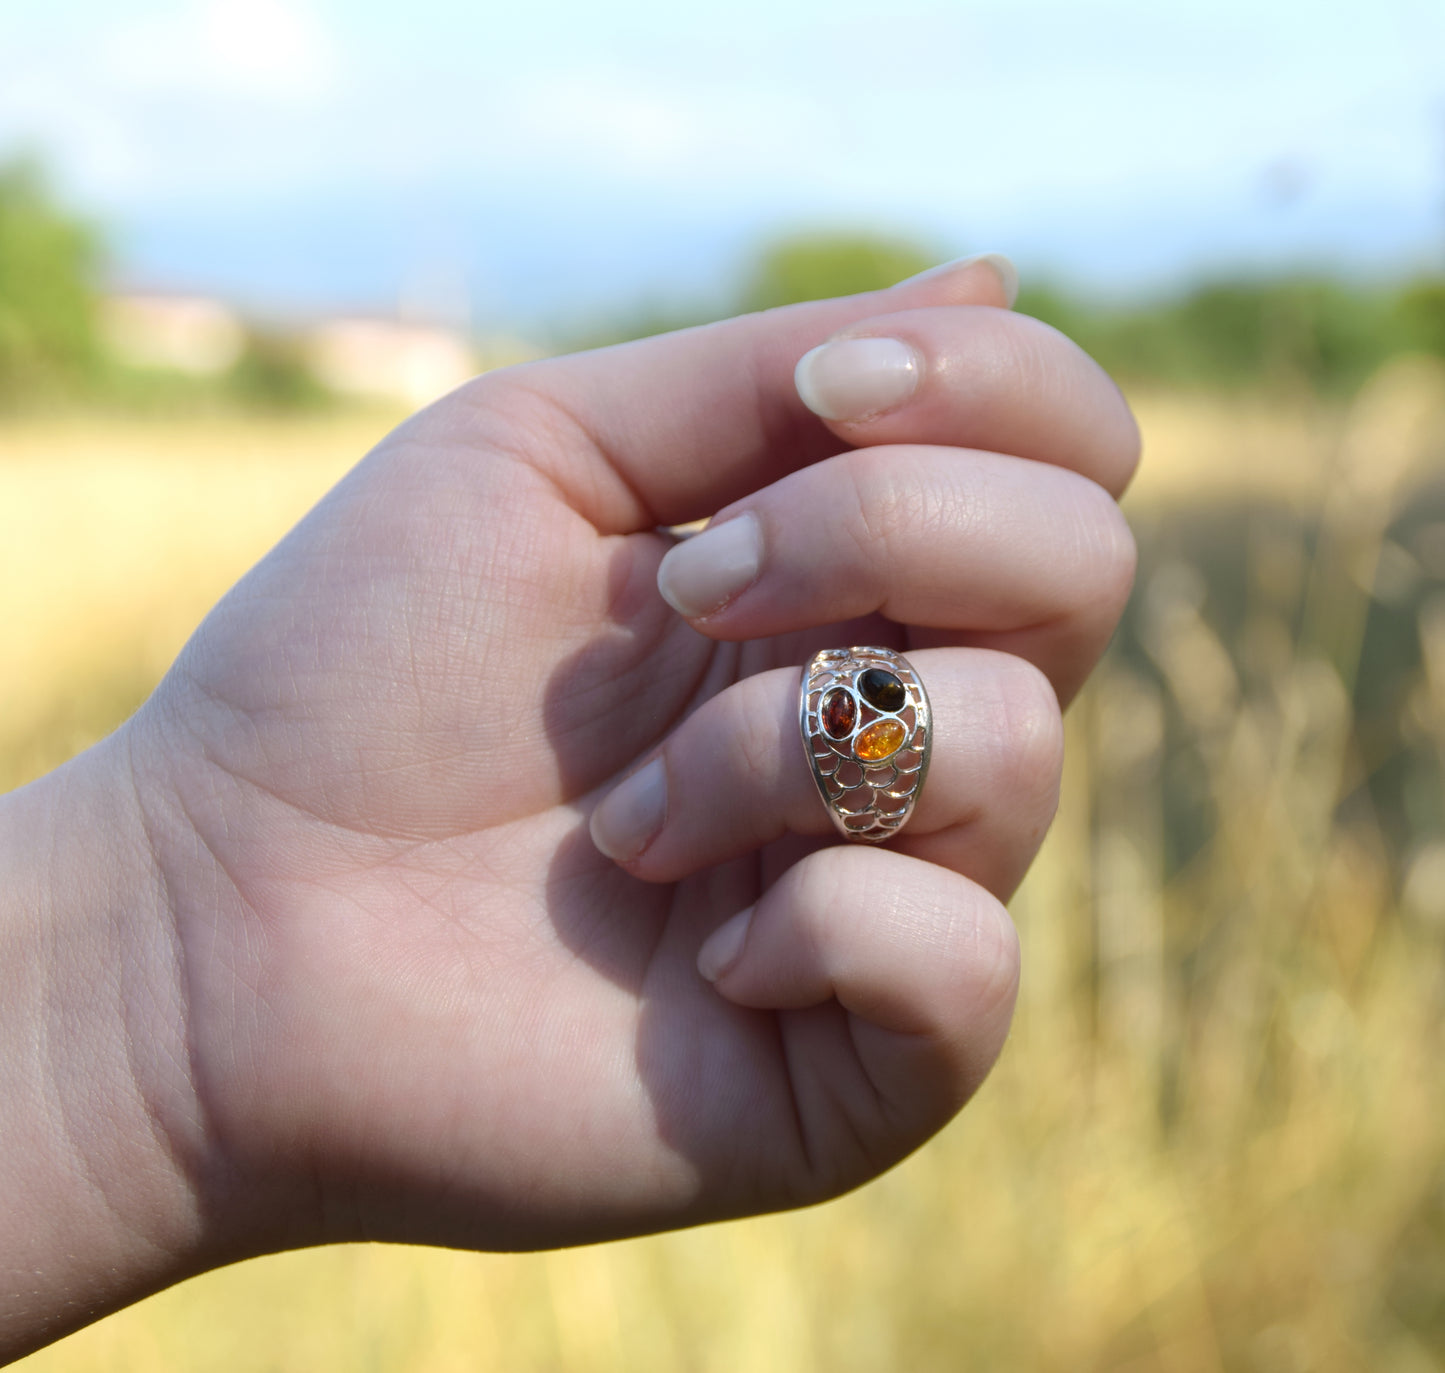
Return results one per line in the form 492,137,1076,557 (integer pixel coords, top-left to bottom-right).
454,360,541,416
1110,391,1144,487
991,656,1065,822
838,452,896,562
773,847,853,957
990,310,1071,410
1091,491,1140,617
837,452,953,599
783,846,867,926
990,312,1144,490
449,363,585,458
715,676,785,788
1066,476,1139,620
964,892,1022,1039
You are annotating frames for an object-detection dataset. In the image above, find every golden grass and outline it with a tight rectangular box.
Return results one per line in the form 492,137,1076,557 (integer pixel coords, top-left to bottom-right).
8,366,1445,1370
0,411,398,790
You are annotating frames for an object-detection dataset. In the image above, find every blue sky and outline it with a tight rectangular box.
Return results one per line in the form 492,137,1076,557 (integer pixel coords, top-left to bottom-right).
2,0,1442,329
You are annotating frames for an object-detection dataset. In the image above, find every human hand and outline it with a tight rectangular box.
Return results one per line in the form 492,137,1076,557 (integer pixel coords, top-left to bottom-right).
2,255,1138,1351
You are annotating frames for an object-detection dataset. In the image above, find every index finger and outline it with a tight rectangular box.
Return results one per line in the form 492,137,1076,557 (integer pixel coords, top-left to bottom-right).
457,254,1016,533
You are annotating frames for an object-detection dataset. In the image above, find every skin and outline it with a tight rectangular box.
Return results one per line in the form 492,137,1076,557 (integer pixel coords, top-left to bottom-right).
0,258,1139,1361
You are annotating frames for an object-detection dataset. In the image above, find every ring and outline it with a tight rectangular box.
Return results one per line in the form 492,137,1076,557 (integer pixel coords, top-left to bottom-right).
799,646,932,843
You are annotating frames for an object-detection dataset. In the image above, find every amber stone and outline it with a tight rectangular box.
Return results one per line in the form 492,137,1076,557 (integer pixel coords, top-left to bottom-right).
821,688,856,739
858,668,906,713
855,718,906,761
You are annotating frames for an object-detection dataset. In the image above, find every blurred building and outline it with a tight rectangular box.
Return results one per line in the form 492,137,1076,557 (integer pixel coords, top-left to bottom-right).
304,317,542,407
98,292,542,406
99,293,247,375
303,317,476,407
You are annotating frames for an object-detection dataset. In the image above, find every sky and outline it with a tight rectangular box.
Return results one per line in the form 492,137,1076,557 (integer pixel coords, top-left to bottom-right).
2,0,1442,331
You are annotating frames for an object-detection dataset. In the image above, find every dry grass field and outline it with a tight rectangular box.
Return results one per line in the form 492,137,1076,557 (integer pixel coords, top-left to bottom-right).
6,363,1445,1371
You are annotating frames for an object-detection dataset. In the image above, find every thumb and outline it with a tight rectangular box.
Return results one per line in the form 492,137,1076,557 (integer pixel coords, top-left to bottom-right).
697,845,1020,1170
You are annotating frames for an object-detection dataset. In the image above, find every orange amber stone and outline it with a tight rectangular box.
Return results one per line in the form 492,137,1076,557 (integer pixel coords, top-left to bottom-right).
855,718,906,762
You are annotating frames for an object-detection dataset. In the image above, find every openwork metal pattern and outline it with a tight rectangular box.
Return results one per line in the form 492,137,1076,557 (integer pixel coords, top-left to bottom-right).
799,646,932,843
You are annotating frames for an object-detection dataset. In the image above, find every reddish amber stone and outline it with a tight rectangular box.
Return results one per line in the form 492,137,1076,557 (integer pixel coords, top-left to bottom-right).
821,688,856,739
855,718,906,762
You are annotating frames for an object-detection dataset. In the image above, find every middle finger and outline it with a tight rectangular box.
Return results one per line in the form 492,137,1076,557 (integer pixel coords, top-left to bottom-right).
655,445,1137,704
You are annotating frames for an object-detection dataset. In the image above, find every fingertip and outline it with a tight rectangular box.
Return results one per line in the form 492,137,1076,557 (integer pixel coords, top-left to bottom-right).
972,252,1020,308
970,890,1022,1044
655,513,763,621
697,904,754,984
588,757,668,864
897,251,1019,309
790,254,1020,431
794,336,923,424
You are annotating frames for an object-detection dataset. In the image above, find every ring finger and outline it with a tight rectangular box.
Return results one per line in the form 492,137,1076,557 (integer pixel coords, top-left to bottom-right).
587,647,1062,897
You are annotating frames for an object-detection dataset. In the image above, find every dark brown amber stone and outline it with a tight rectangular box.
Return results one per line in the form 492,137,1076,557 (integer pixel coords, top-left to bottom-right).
821,688,856,739
858,668,905,713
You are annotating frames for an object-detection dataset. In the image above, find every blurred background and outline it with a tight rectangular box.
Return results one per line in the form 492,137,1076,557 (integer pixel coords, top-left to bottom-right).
5,0,1445,1368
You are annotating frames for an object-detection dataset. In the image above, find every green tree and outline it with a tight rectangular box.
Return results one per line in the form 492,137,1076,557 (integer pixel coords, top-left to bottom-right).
740,230,941,312
1021,276,1404,396
1393,279,1445,359
225,331,332,412
0,157,101,402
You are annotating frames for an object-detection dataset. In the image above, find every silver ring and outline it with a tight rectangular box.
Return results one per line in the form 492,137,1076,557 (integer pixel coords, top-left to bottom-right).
799,646,932,843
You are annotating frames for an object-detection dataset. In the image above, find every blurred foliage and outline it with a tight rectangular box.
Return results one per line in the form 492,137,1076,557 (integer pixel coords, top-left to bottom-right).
739,230,940,313
69,347,337,418
560,297,726,352
736,229,1445,398
225,332,334,412
1398,279,1445,358
581,229,1445,404
1017,276,1424,396
6,161,1444,413
0,157,102,403
562,232,941,351
0,157,336,414
559,234,1445,407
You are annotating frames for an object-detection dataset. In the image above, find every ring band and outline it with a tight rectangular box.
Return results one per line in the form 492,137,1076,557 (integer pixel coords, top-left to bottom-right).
799,646,932,843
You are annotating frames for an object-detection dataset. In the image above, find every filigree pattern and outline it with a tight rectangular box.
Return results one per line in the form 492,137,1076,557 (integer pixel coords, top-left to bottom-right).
799,646,932,843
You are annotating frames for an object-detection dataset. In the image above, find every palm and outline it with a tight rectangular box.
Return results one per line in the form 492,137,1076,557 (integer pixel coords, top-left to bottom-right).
149,385,902,1248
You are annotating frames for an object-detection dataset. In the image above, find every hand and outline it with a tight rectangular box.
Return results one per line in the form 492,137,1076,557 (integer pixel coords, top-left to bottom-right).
2,256,1139,1351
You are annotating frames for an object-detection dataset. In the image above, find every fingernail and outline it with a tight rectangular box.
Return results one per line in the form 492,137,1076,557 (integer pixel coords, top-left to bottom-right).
794,336,922,422
697,905,754,983
969,252,1020,307
589,757,667,862
656,512,762,619
904,251,1019,307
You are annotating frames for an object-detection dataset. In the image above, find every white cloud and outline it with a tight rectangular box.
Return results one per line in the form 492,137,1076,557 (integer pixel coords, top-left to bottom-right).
0,0,345,203
100,0,339,105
